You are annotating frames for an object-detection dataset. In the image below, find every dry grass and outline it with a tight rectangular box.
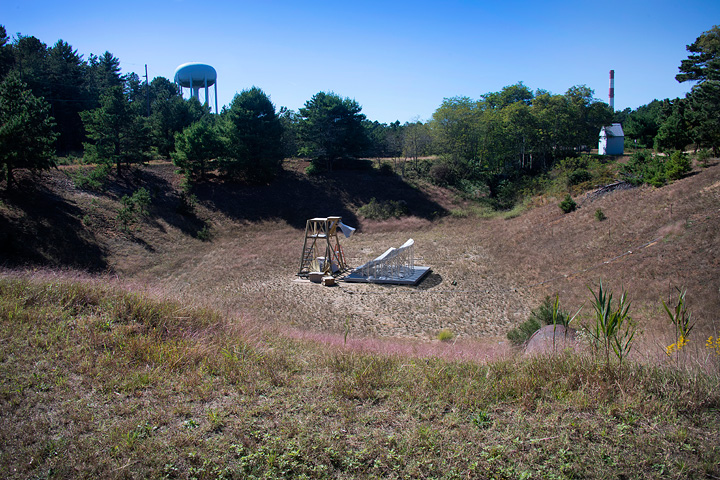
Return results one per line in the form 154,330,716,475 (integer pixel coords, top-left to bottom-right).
1,157,720,477
1,275,719,479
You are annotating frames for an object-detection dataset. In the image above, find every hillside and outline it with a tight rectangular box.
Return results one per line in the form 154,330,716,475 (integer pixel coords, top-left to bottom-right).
2,158,720,478
1,158,718,355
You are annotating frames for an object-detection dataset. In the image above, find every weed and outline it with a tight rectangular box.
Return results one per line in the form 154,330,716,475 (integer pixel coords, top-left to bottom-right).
706,336,720,356
595,208,606,221
207,409,224,431
182,419,199,429
471,410,492,429
586,281,635,368
663,287,694,365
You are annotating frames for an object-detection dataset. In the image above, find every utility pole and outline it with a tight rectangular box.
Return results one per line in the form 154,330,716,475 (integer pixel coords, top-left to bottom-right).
144,64,150,117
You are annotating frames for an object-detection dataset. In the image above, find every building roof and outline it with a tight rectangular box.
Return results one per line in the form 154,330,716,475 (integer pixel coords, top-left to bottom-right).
600,123,624,138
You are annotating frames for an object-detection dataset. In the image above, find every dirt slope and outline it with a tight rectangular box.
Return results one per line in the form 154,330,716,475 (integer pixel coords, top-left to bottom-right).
1,159,718,360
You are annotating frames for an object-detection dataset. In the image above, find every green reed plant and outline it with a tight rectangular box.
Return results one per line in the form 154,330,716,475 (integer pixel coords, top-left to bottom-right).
663,287,694,367
586,281,635,369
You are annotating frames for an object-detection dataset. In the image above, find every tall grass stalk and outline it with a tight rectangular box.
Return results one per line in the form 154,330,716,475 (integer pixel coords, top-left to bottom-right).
663,287,694,368
586,281,635,369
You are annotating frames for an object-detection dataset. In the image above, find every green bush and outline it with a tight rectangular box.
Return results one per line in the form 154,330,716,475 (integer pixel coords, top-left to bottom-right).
117,187,152,231
197,224,211,241
696,149,712,167
176,191,198,215
559,194,577,213
437,329,454,342
378,162,394,176
665,151,692,181
305,161,322,176
507,295,571,346
357,198,409,220
72,163,111,191
622,150,667,187
595,208,606,221
567,168,592,186
507,317,541,346
428,161,456,187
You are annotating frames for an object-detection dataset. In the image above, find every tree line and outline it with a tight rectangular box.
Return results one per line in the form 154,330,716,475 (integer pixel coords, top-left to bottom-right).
616,26,720,154
1,24,718,195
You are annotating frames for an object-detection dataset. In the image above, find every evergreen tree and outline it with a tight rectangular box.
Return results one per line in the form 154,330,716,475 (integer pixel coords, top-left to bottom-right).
675,25,720,154
149,77,208,158
81,85,149,174
171,117,222,181
0,72,57,189
298,91,368,170
220,86,284,182
47,40,88,153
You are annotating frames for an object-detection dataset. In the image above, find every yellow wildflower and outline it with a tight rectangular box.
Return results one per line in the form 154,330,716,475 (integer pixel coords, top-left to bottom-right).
666,335,688,357
707,336,720,356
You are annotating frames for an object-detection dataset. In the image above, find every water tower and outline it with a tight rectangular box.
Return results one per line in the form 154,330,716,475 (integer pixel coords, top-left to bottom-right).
174,63,218,113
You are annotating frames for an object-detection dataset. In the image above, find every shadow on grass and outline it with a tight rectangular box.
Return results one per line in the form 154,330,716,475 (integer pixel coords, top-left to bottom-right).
191,166,448,230
0,178,108,271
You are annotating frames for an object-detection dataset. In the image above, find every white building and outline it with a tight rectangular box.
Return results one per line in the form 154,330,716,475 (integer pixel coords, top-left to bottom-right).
599,123,624,155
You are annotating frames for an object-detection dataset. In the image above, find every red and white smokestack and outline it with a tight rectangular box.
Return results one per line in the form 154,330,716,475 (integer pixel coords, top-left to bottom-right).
609,70,615,111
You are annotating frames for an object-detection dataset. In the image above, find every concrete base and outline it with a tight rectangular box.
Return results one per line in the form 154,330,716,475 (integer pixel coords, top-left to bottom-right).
342,266,431,285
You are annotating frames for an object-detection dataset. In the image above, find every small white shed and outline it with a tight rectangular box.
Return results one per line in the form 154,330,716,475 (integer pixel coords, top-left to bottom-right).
598,123,624,155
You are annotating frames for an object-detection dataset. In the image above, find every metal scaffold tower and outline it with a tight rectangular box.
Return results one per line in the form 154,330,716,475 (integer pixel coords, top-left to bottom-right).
297,217,348,277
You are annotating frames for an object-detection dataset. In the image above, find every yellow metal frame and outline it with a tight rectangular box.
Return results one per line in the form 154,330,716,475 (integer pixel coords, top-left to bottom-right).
297,216,348,277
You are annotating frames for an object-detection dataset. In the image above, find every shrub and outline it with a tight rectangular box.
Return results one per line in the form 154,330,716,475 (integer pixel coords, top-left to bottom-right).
378,162,394,176
507,295,572,346
197,224,211,241
437,329,454,342
621,150,667,187
176,191,198,215
72,163,111,191
665,151,692,181
428,161,455,187
567,168,592,187
696,149,712,167
305,161,322,176
595,208,606,221
117,188,152,231
507,317,541,346
530,295,570,327
559,194,577,213
357,198,409,220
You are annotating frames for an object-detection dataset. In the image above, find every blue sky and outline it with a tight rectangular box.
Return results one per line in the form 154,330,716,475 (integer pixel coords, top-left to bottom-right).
2,0,719,123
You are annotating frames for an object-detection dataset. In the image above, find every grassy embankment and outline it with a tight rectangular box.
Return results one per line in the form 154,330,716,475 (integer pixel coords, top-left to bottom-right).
1,274,719,479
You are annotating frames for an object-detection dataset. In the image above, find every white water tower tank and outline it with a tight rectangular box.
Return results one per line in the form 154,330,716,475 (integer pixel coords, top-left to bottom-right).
174,63,218,113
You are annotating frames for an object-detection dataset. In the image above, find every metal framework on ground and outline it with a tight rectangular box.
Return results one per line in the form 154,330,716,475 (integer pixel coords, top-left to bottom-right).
297,217,348,277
